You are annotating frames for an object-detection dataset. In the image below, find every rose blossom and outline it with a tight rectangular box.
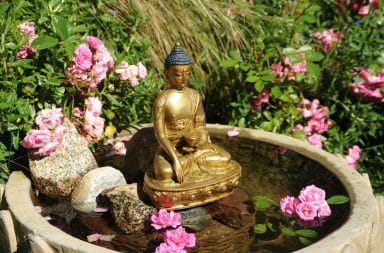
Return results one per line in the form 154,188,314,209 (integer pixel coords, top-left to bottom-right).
151,209,182,230
74,44,93,70
295,202,318,221
35,108,65,130
163,226,196,249
345,145,361,169
85,97,102,117
35,140,60,156
21,129,51,148
317,202,332,218
86,36,104,49
155,242,186,253
280,196,300,216
137,62,148,79
313,30,344,51
17,21,38,59
308,134,323,148
250,89,269,111
112,141,126,155
298,185,326,205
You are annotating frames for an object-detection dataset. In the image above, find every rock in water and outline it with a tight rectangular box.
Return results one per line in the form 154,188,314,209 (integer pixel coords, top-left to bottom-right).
101,184,156,233
71,166,127,214
29,119,98,198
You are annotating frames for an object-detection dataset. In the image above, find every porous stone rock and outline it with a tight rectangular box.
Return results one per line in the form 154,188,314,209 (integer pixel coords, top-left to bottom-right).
71,166,127,214
29,119,98,199
102,183,156,233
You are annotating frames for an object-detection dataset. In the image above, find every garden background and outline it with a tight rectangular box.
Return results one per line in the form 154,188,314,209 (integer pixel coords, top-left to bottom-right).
0,0,383,195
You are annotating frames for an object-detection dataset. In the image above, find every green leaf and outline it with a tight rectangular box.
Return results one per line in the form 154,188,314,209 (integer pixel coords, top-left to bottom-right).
229,50,243,62
283,47,297,55
104,94,123,107
281,227,296,237
239,62,250,71
292,130,306,139
301,15,317,24
254,223,267,234
252,195,277,209
245,75,259,83
254,81,264,92
31,36,59,49
306,62,321,78
270,86,282,98
261,71,275,81
295,229,318,238
220,58,238,68
0,3,10,16
297,45,312,53
306,52,324,62
306,5,322,13
263,111,272,121
53,16,69,40
290,56,305,64
299,236,312,245
327,195,350,205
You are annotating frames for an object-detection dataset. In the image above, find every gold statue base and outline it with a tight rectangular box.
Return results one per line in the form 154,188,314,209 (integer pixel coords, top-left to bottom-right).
143,161,241,210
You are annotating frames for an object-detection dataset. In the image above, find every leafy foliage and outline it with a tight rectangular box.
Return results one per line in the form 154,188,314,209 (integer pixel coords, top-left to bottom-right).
0,0,161,181
220,0,384,194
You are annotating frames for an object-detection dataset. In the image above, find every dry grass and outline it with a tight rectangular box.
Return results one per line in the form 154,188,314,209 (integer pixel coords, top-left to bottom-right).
110,0,280,121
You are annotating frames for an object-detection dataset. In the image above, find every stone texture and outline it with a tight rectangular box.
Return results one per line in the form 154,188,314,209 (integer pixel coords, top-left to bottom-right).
102,183,156,233
71,166,127,214
0,210,17,253
29,119,98,198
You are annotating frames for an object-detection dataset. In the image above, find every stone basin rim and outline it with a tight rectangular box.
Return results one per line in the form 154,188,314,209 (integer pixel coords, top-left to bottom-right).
4,124,375,253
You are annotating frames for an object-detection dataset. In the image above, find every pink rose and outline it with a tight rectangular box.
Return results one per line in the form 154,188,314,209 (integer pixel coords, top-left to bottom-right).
84,112,105,138
129,77,139,87
272,63,284,78
280,196,300,216
150,209,182,230
155,242,186,253
85,97,103,117
308,134,323,149
53,125,68,144
317,202,332,218
18,22,36,36
17,48,29,59
163,226,196,249
137,62,148,79
35,140,60,156
295,201,318,221
115,61,129,80
112,141,126,155
93,46,114,69
250,89,269,111
35,108,65,130
313,30,343,51
345,145,361,169
86,36,104,49
21,129,51,148
74,44,93,70
298,185,326,205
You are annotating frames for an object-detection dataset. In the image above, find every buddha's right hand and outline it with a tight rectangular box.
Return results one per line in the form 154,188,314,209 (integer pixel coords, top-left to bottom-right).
173,159,184,183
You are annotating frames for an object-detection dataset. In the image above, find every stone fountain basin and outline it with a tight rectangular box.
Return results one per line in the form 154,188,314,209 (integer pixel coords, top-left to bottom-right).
1,124,381,253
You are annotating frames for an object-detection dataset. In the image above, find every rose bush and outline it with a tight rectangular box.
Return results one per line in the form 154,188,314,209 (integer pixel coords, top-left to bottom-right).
220,0,384,194
0,0,162,177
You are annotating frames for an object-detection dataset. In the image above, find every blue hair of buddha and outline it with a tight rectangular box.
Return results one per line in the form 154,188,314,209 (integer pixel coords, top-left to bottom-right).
164,43,192,69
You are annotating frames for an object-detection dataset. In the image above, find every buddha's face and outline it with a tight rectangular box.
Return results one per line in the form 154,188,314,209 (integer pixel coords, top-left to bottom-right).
165,65,191,90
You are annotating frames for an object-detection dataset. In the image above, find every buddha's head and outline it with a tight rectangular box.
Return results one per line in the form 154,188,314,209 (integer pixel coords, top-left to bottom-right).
164,43,192,90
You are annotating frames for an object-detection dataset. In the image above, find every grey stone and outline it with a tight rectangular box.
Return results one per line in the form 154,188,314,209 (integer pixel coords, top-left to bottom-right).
102,184,156,233
29,119,98,199
71,166,126,214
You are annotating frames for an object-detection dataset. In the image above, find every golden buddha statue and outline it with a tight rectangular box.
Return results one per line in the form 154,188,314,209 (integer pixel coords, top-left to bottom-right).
143,44,241,210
